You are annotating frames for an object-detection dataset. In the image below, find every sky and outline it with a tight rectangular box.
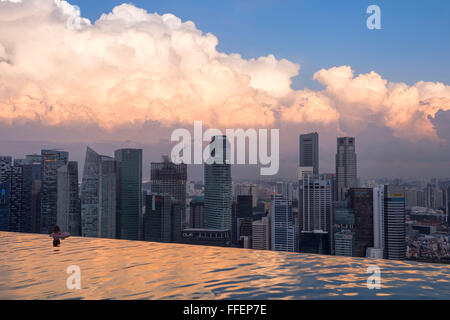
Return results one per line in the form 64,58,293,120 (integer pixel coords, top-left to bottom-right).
68,0,450,89
0,0,449,181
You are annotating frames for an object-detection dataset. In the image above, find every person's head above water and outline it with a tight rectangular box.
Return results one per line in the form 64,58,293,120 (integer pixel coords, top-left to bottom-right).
53,225,61,234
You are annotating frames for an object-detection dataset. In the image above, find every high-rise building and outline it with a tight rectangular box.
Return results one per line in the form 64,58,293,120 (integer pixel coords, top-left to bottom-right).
445,185,450,231
336,137,357,201
334,232,354,256
151,156,187,234
80,147,117,238
233,183,258,207
189,197,204,228
298,173,332,254
0,157,11,184
204,136,232,231
57,161,81,236
0,180,10,231
252,216,270,250
9,166,23,232
0,157,12,231
237,195,252,218
143,194,172,243
28,157,42,234
367,185,385,259
270,194,296,252
334,206,355,256
384,185,406,260
115,148,142,240
299,133,319,175
349,188,374,257
40,150,68,234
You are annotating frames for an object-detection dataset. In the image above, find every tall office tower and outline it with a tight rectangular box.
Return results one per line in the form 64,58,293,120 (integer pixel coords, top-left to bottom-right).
151,156,187,234
298,173,332,254
189,197,204,228
336,137,357,201
0,180,10,231
232,201,238,244
445,185,450,231
252,216,270,250
367,185,385,259
349,188,374,257
16,162,31,233
143,194,172,243
13,158,41,233
25,156,42,233
270,194,296,252
57,161,81,236
333,206,355,257
384,185,406,260
235,195,253,246
40,150,69,234
80,147,116,238
0,156,12,183
299,133,319,175
115,148,142,240
9,166,24,232
0,157,12,231
237,195,253,218
204,136,232,231
171,201,183,243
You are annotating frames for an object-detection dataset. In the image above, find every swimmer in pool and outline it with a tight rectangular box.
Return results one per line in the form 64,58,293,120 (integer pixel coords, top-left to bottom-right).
50,225,71,247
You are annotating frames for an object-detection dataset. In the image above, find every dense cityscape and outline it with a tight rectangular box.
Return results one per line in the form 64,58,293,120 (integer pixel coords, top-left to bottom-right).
1,133,449,264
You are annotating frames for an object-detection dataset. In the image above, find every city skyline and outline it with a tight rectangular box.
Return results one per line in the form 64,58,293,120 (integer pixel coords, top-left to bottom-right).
0,0,449,180
1,0,450,305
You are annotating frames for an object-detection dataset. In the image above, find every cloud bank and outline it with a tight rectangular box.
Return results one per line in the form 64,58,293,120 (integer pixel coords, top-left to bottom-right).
0,0,449,145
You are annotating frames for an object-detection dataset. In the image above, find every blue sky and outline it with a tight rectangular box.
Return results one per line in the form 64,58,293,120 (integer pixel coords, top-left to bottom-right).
70,0,450,90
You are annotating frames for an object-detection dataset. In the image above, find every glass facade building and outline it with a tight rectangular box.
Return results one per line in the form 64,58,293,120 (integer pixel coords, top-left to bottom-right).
115,149,142,241
80,147,116,238
204,136,232,231
57,161,81,236
40,150,68,234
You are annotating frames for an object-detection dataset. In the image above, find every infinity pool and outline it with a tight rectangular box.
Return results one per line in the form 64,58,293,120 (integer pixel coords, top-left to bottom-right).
0,232,448,299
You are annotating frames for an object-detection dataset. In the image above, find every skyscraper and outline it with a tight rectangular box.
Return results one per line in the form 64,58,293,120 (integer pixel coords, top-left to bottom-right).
9,165,24,232
445,184,450,232
0,180,10,232
0,157,11,183
189,197,204,228
252,216,270,250
334,206,355,257
349,188,374,257
40,150,68,234
270,194,296,252
115,148,142,240
80,148,117,239
143,194,172,243
151,156,187,235
57,161,81,236
367,185,385,259
25,155,42,233
298,174,332,254
336,137,357,201
384,185,406,260
299,133,319,175
204,136,232,231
